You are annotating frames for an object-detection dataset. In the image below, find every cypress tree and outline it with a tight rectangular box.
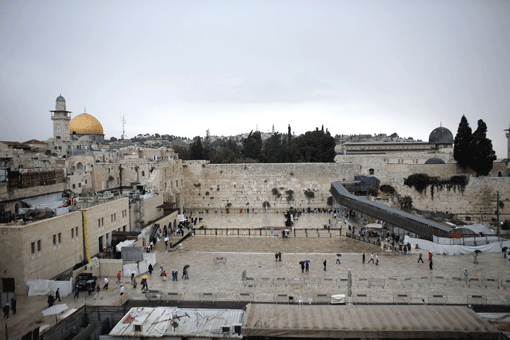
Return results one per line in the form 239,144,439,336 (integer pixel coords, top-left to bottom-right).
469,119,497,176
453,115,472,168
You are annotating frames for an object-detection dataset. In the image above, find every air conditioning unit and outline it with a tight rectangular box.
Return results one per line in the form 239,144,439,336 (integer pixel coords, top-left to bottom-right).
220,325,230,333
232,324,242,334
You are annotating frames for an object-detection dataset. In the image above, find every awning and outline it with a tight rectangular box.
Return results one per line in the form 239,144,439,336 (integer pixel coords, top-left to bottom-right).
242,304,499,339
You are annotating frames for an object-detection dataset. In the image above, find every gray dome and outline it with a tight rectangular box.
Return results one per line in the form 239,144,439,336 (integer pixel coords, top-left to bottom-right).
56,94,65,102
429,126,453,144
425,157,445,165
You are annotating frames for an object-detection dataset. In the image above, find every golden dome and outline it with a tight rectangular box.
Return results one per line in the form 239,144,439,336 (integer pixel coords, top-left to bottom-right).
70,112,104,135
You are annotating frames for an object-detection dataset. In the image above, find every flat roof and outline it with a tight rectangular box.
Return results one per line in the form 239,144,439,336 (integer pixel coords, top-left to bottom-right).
242,304,499,339
109,307,244,338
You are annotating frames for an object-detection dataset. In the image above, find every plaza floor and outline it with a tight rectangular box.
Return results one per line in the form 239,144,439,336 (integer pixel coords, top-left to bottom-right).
3,212,510,340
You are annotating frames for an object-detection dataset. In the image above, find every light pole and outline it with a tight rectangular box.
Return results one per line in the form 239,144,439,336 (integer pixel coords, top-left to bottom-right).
265,202,268,237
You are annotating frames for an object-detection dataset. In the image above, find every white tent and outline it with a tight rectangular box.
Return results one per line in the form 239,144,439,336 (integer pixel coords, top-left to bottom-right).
365,223,383,229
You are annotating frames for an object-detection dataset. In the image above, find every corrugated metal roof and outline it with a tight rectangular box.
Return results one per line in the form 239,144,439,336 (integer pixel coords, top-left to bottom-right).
109,307,244,338
242,304,499,339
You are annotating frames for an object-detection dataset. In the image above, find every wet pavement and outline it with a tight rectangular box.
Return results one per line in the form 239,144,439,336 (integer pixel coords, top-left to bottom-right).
3,212,510,340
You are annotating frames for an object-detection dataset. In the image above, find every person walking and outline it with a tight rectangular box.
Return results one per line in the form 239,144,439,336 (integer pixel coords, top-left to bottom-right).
323,260,327,271
3,303,9,319
429,259,433,270
55,288,61,301
148,263,153,275
10,297,16,315
159,265,164,276
94,285,101,300
305,262,309,272
275,252,278,262
336,254,341,264
278,252,282,262
103,277,109,290
418,253,424,263
375,254,379,265
74,285,79,298
116,271,121,284
300,262,305,273
473,252,479,264
461,268,469,281
362,253,365,264
120,285,124,296
368,253,374,264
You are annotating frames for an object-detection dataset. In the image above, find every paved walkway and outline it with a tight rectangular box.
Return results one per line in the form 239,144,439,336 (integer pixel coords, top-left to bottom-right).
3,212,510,340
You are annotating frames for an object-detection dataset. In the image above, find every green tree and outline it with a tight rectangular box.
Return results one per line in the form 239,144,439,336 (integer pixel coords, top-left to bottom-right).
289,127,336,162
189,136,204,160
172,145,190,160
211,138,241,163
453,115,473,168
263,132,285,163
242,131,264,162
469,119,496,176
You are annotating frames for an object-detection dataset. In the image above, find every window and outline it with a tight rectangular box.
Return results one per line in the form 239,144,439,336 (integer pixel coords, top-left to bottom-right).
53,235,56,245
98,219,101,228
369,169,374,175
72,228,74,238
85,179,88,184
101,218,104,226
76,227,79,237
114,213,116,221
176,180,178,187
78,183,81,188
141,171,145,176
31,242,35,254
58,233,61,244
111,214,113,222
37,240,41,251
72,184,76,189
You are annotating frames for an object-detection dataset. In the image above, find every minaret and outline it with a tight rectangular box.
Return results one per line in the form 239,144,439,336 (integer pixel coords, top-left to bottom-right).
50,94,71,140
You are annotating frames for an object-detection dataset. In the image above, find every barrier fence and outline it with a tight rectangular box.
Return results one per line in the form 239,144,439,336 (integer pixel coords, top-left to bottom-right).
194,227,343,238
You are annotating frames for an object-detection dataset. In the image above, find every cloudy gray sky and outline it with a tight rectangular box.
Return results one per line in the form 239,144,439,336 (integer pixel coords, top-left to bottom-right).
1,0,509,157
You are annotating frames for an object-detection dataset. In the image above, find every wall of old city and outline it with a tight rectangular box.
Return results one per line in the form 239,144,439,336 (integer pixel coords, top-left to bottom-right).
383,164,510,224
181,160,510,225
182,162,361,211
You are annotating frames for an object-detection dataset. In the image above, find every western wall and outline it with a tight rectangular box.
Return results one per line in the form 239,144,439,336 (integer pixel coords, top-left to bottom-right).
181,159,510,225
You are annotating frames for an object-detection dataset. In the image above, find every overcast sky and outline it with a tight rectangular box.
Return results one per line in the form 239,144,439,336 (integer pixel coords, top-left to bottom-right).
1,1,509,157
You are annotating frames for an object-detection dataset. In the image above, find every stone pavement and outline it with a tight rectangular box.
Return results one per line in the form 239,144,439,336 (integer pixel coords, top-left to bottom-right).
3,212,510,340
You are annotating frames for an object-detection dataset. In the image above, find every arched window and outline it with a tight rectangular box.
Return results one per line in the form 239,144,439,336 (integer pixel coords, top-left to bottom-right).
498,171,502,177
76,162,83,170
369,168,375,175
141,171,145,177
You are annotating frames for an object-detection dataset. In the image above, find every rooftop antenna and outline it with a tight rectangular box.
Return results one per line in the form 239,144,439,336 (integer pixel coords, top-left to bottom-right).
121,115,126,140
256,124,259,131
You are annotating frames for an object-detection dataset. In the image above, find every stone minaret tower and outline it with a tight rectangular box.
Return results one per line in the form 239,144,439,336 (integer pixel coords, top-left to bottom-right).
50,94,71,140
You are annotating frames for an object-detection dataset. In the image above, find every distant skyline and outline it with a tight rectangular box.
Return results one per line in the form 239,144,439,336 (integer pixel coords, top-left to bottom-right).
1,1,509,157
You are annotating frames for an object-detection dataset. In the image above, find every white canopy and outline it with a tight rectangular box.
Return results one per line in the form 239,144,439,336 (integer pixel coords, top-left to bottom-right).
365,223,383,229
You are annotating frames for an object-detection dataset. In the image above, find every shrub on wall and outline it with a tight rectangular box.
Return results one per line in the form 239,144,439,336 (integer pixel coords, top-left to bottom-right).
304,189,315,199
194,183,201,188
262,201,271,208
327,196,333,206
380,184,396,195
404,173,469,199
285,190,294,202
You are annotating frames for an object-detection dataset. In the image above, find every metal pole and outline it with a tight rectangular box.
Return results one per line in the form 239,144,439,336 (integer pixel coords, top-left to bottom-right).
265,203,268,237
497,191,501,243
347,268,352,305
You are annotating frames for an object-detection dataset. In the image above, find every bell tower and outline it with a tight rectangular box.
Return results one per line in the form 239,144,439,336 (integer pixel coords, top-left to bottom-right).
50,94,71,140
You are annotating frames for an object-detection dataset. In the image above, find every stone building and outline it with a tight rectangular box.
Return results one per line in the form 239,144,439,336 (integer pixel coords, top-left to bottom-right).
336,125,453,156
0,196,129,294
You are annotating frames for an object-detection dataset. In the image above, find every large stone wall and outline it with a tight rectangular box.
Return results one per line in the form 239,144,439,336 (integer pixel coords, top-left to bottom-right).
383,164,510,224
182,162,360,211
182,161,510,225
